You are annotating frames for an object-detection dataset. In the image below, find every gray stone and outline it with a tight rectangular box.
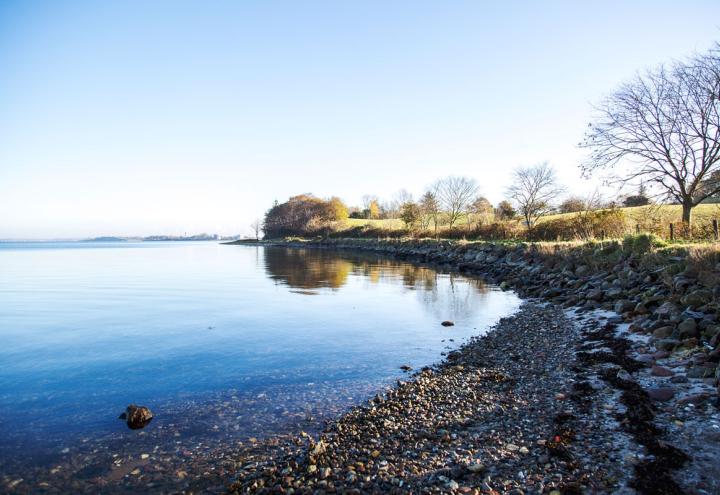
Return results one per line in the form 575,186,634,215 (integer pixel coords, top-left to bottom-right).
575,265,591,277
681,289,713,308
655,302,680,317
614,300,635,314
650,365,674,377
677,318,698,339
647,387,675,401
587,289,603,301
687,366,715,379
655,339,680,351
652,326,675,339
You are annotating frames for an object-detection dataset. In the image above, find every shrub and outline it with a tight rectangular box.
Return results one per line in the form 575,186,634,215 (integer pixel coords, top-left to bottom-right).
622,233,667,254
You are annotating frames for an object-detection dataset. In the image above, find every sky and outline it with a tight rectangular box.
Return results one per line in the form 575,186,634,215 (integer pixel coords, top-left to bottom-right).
1,1,719,239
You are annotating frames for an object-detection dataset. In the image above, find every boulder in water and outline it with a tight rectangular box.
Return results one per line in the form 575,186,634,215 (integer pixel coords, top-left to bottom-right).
119,404,153,430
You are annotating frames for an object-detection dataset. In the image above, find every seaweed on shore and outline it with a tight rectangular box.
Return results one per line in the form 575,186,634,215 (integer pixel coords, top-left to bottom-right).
584,326,690,495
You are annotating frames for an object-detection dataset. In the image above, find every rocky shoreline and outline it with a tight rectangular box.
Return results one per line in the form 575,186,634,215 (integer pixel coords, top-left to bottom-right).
226,238,720,494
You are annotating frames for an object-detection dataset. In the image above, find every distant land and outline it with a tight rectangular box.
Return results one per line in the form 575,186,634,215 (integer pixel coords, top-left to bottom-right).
83,233,239,242
0,234,244,243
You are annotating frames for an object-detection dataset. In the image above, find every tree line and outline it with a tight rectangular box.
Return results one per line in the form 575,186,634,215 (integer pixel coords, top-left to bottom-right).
256,42,720,240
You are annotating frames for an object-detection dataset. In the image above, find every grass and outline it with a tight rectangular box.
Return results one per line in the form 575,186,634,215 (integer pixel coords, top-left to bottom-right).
537,203,720,225
345,217,405,229
343,204,720,230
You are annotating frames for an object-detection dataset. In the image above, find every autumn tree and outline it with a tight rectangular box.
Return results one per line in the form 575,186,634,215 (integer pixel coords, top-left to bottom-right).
506,162,563,228
469,196,494,225
263,194,347,237
581,44,720,228
495,200,516,220
328,196,349,221
361,195,381,219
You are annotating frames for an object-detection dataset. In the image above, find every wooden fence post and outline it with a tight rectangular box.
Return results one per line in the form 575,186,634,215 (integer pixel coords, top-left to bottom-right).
714,219,719,241
636,224,640,235
669,223,675,241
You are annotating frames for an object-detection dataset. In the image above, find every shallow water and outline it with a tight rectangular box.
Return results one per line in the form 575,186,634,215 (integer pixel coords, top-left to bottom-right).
0,241,519,492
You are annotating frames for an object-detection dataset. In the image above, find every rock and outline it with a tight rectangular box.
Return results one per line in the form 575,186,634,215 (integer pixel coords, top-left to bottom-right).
617,369,633,382
655,302,679,317
441,321,455,327
681,289,713,308
677,318,698,339
651,365,674,377
575,265,590,277
587,289,603,301
687,366,715,379
652,326,675,339
119,404,154,430
677,393,711,405
399,365,412,371
702,325,720,341
466,463,485,473
647,387,675,401
636,354,655,364
445,480,460,490
634,302,649,314
614,300,635,314
655,339,680,351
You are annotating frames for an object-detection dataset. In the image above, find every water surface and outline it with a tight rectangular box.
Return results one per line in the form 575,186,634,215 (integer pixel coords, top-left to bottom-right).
0,241,519,492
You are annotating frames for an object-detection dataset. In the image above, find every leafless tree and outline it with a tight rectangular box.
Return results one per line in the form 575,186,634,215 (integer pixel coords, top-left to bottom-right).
250,219,262,240
432,176,479,228
388,189,413,216
506,162,563,228
580,44,720,228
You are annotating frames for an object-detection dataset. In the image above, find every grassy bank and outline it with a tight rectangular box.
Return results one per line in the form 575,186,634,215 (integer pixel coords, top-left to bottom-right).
340,204,720,242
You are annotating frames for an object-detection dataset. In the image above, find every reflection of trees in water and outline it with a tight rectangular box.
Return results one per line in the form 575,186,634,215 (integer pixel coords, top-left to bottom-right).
263,248,352,289
263,247,490,319
416,274,489,321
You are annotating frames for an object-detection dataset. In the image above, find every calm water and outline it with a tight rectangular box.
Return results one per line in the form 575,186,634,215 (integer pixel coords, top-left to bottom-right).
0,241,519,491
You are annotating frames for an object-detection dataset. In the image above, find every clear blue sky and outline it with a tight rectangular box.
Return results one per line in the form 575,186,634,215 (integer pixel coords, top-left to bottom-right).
1,0,719,238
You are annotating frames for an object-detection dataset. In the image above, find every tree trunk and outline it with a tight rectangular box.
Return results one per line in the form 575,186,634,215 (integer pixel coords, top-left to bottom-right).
681,199,693,234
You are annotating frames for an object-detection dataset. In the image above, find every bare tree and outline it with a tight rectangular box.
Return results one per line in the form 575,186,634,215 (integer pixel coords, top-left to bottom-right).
389,189,413,216
432,176,479,228
581,44,720,228
506,162,563,228
250,218,262,240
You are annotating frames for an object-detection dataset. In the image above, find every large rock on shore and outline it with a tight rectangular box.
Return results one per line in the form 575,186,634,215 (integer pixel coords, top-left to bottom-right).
681,289,713,308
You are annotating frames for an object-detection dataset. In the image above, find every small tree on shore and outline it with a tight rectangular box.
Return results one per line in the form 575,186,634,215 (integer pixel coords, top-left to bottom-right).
433,176,479,229
400,201,421,228
419,190,440,232
250,219,263,240
469,196,494,225
559,196,587,213
506,162,563,228
495,200,516,220
581,44,720,229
